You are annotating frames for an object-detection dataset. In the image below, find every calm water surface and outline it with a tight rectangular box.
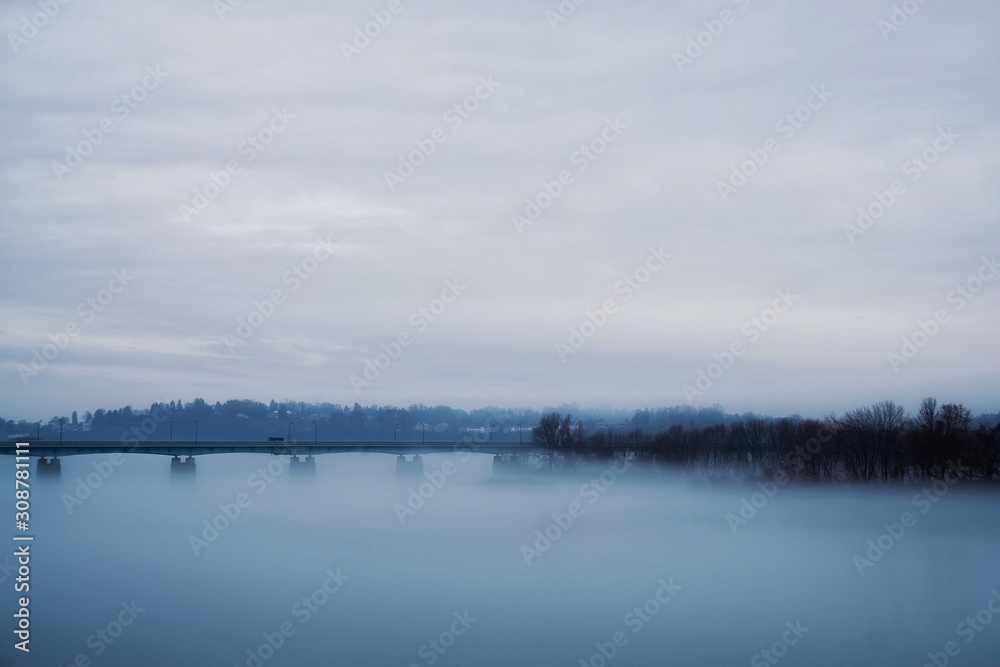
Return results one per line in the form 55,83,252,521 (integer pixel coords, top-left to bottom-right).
1,453,998,666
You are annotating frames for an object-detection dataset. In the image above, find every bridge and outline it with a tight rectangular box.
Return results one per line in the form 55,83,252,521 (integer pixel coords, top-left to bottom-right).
2,440,541,478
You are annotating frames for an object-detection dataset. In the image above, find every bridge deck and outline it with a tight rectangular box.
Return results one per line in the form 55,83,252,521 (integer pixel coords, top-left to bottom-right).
2,441,540,458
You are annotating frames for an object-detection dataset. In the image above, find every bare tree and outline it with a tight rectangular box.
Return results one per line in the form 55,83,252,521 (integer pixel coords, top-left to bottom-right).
938,403,972,478
832,401,907,483
532,412,573,467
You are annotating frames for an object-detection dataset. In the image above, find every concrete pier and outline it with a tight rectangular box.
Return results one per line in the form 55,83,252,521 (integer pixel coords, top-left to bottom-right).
396,454,424,476
492,454,521,478
37,457,61,477
170,455,196,477
289,455,316,477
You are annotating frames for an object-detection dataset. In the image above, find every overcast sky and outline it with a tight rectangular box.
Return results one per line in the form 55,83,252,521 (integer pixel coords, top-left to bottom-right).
2,0,998,421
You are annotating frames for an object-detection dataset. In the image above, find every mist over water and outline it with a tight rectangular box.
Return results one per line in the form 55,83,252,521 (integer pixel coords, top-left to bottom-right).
1,453,998,666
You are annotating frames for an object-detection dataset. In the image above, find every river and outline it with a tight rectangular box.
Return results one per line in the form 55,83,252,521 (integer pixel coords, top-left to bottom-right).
1,452,998,666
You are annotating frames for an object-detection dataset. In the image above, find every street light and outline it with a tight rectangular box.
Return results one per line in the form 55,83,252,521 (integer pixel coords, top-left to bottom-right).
421,423,425,445
288,421,294,443
59,418,64,445
394,423,400,443
36,421,40,442
170,420,175,443
312,420,317,446
193,419,198,445
489,423,495,443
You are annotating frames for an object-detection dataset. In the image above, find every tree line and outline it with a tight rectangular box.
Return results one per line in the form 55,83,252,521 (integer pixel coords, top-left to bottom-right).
1,400,734,442
532,399,1000,484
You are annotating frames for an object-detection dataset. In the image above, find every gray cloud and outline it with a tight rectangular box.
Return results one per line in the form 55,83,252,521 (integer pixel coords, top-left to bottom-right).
2,0,998,420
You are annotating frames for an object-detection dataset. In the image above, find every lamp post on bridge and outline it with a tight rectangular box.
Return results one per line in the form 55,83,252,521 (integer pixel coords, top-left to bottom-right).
421,423,425,445
489,423,495,443
59,418,64,445
394,423,399,443
193,420,198,445
36,421,40,442
170,420,175,443
312,420,317,446
288,422,294,444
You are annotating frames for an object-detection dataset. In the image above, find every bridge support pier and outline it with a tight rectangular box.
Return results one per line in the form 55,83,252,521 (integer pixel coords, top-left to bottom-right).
170,455,196,478
289,455,316,477
396,454,423,476
492,454,521,478
37,457,61,477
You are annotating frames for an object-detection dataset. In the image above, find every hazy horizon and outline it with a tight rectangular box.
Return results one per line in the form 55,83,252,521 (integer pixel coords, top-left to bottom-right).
6,395,1000,428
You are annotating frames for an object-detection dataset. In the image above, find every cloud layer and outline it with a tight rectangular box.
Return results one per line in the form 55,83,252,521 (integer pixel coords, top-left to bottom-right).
2,0,998,419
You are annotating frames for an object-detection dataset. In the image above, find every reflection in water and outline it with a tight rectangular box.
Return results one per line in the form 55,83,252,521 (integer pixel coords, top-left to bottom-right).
1,453,998,666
